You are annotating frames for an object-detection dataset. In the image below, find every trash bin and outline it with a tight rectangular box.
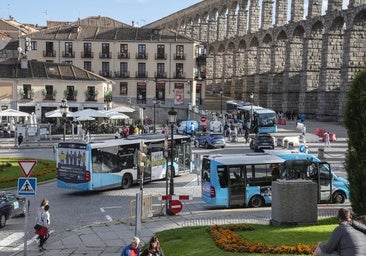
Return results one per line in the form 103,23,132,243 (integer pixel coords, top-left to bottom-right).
318,148,324,159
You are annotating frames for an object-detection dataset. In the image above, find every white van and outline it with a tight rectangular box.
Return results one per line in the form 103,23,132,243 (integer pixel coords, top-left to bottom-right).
177,120,199,135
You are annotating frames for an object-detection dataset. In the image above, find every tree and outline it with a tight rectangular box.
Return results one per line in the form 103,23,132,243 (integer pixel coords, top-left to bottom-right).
343,69,366,215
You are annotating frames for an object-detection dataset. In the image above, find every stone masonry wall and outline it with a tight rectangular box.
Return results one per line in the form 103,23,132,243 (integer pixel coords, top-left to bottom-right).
146,0,366,122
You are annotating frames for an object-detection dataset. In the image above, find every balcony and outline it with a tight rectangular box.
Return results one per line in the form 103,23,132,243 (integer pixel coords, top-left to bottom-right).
136,52,148,59
99,52,112,58
135,71,148,78
174,53,186,60
43,94,55,100
85,95,97,101
155,72,167,79
118,52,130,59
43,50,56,57
99,71,112,77
173,72,186,79
155,53,167,60
62,51,75,58
114,71,130,78
81,52,94,58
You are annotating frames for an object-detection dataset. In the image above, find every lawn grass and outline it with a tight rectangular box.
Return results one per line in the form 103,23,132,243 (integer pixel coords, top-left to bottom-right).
154,218,337,256
0,158,56,189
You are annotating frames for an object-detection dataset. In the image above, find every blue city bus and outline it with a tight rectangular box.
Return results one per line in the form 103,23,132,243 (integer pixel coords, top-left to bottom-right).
56,134,192,191
201,152,349,208
201,153,284,208
237,105,277,133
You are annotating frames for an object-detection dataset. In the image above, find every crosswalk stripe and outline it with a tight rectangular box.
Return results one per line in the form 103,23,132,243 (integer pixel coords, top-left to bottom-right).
0,232,23,250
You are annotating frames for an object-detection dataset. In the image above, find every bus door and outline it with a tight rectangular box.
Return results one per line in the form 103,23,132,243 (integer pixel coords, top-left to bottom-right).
228,166,245,207
310,162,332,202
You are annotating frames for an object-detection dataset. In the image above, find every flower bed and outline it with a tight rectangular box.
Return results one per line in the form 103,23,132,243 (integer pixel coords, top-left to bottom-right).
208,224,316,255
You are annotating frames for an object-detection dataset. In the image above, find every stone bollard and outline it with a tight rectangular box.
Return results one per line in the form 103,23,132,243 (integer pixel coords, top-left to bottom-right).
318,147,325,159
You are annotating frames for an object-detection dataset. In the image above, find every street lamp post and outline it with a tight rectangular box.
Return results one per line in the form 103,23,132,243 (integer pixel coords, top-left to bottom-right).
153,99,159,133
60,98,68,141
220,89,223,116
168,108,177,196
250,92,254,131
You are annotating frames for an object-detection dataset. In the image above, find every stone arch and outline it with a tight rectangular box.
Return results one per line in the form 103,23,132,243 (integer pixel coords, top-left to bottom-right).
215,43,226,88
348,9,366,75
303,20,324,119
271,30,287,110
284,25,305,112
206,45,216,86
237,39,248,99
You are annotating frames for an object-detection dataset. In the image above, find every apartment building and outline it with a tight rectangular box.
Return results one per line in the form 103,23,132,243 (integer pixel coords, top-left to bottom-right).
0,59,112,124
20,16,205,112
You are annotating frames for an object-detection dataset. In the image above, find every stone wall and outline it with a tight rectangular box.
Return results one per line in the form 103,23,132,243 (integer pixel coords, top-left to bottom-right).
146,0,366,122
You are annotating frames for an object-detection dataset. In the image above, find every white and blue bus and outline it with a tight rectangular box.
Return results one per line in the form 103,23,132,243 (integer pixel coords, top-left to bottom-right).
201,153,284,208
237,105,277,133
201,152,349,208
56,134,192,191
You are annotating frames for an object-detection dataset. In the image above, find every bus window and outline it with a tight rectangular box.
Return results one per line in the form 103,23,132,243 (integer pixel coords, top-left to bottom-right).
247,164,272,187
229,167,242,182
217,167,228,188
202,158,210,181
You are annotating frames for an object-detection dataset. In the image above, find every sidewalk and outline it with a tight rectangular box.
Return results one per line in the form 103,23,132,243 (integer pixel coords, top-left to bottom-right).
7,119,349,256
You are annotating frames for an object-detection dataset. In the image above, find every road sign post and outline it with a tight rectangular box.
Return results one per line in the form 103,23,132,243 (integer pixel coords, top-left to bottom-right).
18,160,37,256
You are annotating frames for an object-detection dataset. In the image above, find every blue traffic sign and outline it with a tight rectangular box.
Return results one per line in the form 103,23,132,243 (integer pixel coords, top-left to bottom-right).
18,177,37,196
299,144,306,153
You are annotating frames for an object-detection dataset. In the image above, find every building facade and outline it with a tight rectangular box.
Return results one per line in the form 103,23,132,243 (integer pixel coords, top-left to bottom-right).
0,59,112,124
20,16,205,114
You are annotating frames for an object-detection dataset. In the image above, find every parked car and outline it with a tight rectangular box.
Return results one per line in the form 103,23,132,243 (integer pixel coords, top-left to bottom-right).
194,132,226,149
0,191,26,228
250,133,275,152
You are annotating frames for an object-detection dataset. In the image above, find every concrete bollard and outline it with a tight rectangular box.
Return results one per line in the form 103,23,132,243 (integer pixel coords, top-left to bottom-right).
318,147,325,159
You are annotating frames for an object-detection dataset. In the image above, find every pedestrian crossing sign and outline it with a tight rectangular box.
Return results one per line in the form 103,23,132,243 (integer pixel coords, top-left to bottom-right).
18,178,37,196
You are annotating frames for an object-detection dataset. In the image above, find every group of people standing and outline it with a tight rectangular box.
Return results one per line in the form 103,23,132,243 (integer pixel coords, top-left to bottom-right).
121,235,164,256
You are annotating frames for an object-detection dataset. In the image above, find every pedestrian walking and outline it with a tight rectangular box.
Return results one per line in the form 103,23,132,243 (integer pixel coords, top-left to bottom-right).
17,132,23,146
324,131,330,148
120,236,140,256
35,204,50,251
302,124,306,135
244,128,249,144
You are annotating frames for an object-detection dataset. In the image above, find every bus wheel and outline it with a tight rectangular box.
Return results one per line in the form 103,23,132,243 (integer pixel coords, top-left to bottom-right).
121,174,132,189
332,191,346,204
250,195,264,208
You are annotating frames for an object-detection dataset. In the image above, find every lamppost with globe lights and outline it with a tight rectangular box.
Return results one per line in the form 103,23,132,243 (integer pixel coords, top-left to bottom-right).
60,98,68,141
152,99,160,133
168,108,177,196
250,92,254,131
219,89,223,116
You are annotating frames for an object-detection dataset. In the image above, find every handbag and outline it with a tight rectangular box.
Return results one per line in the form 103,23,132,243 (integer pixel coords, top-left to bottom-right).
34,224,42,231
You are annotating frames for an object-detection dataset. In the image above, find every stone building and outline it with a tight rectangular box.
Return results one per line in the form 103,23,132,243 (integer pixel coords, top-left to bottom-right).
0,59,112,124
145,0,366,121
19,16,203,114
